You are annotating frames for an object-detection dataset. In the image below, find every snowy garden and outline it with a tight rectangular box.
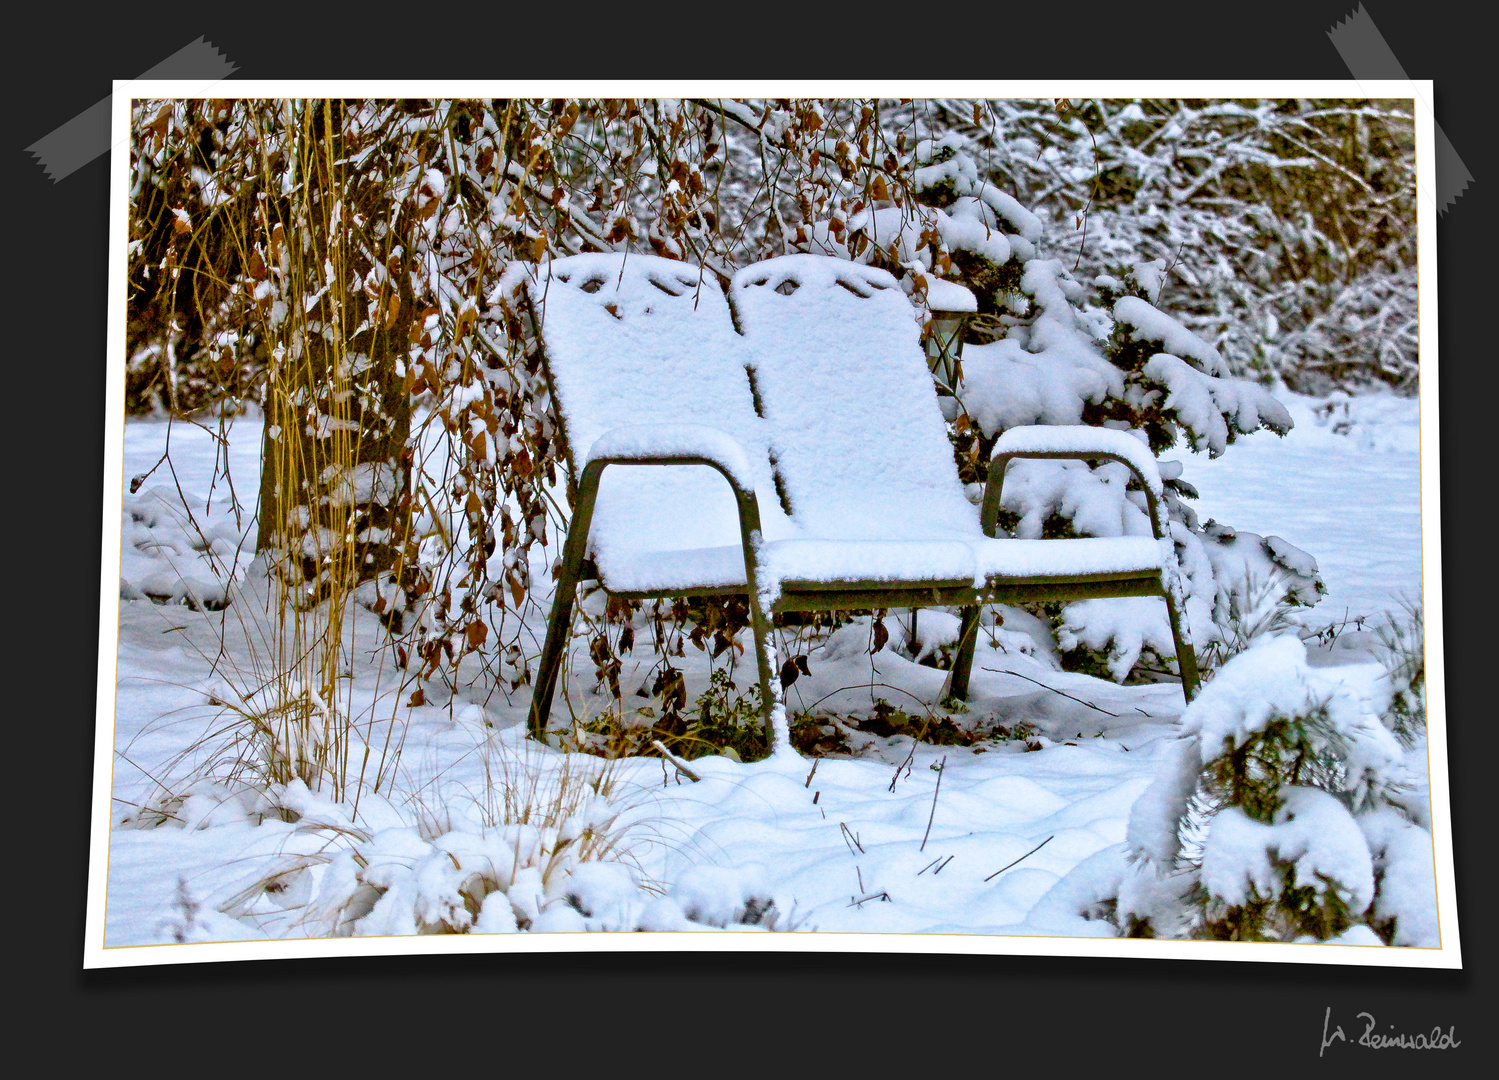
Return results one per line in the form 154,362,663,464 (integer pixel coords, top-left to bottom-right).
97,96,1444,958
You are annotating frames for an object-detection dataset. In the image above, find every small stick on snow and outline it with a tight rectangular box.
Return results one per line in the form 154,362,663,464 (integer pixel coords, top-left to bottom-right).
984,835,1054,882
981,667,1119,717
933,855,954,875
920,755,946,852
839,822,864,855
917,857,942,876
848,891,891,908
652,739,701,782
889,746,916,793
805,758,819,788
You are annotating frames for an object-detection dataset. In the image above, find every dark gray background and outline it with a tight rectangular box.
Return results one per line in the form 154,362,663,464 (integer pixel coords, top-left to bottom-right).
13,3,1486,1068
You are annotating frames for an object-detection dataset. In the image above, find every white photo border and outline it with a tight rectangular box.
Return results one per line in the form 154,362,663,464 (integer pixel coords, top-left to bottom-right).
88,80,1453,970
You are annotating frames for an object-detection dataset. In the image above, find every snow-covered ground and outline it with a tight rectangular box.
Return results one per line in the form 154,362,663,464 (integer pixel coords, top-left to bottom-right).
1182,390,1424,625
96,388,1438,953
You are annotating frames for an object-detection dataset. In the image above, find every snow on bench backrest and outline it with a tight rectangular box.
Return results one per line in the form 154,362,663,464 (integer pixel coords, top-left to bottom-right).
528,254,791,580
729,255,981,542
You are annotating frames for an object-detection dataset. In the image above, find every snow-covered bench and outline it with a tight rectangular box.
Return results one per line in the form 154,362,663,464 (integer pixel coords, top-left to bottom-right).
521,252,1199,751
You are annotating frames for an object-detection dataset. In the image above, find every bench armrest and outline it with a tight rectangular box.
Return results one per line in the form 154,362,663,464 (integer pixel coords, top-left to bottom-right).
584,423,758,497
983,425,1169,541
572,423,765,575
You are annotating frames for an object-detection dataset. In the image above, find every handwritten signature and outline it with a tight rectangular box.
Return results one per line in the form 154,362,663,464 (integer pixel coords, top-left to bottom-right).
1321,1008,1461,1055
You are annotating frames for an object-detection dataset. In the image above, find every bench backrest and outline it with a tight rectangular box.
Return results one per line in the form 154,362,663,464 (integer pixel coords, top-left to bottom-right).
728,255,980,541
526,254,792,565
529,252,983,573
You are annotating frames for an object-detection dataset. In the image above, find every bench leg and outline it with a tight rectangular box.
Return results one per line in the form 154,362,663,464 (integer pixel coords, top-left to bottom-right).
1162,588,1200,704
528,530,587,741
943,605,982,702
746,588,785,751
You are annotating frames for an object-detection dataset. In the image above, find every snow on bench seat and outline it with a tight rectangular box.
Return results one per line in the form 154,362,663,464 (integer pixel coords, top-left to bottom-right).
601,534,1167,595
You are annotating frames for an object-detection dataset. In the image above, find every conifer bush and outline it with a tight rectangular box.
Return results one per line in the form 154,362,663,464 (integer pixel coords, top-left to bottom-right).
1116,633,1437,944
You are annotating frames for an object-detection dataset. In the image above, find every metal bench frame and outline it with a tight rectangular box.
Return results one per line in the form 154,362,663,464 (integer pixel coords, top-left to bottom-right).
523,261,1200,742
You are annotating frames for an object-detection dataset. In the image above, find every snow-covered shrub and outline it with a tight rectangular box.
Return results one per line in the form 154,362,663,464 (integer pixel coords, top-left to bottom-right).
119,479,252,611
1117,634,1437,945
151,761,799,939
667,863,781,928
152,742,697,937
916,98,1418,395
304,814,645,936
1271,267,1419,395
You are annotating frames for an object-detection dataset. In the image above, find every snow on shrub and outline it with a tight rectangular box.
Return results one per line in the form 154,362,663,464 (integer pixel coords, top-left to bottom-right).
119,482,253,611
923,98,1417,395
1115,633,1437,944
131,747,794,939
237,815,787,937
668,863,780,928
1357,805,1439,947
1272,267,1419,394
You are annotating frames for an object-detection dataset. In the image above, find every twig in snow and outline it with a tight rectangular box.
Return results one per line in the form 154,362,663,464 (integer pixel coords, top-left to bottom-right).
652,739,701,782
801,681,934,717
856,866,866,893
805,758,819,788
984,835,1054,882
848,891,891,908
919,756,946,852
890,745,916,793
933,855,954,875
890,713,942,792
917,856,942,876
839,822,864,855
981,667,1118,717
